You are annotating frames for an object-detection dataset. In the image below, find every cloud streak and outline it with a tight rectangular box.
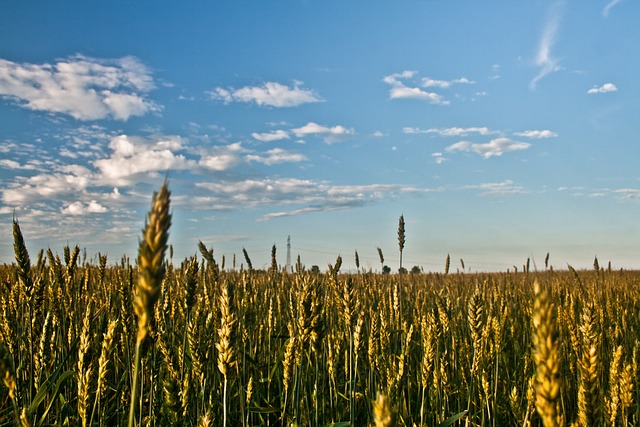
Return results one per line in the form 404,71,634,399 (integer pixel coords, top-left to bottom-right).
513,129,558,138
245,148,306,165
404,126,493,136
463,180,525,196
194,178,425,220
530,1,565,90
603,0,625,17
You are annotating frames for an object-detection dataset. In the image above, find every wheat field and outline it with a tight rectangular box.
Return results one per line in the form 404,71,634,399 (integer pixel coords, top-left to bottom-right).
1,183,638,426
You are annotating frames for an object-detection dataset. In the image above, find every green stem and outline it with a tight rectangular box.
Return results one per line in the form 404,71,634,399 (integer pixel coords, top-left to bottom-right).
127,338,142,427
223,376,228,427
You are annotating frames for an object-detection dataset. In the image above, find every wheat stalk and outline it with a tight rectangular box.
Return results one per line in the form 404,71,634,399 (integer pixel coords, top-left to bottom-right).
128,181,171,427
532,281,564,427
217,282,236,427
577,301,601,427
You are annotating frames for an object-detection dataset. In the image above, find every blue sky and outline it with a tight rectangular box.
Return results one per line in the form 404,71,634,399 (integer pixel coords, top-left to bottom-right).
0,1,638,272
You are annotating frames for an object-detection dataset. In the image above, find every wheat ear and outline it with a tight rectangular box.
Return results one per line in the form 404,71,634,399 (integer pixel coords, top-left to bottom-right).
373,392,396,427
532,281,564,427
128,181,171,427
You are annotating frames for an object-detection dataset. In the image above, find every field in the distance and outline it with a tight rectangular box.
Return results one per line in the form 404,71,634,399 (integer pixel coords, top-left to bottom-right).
1,184,638,427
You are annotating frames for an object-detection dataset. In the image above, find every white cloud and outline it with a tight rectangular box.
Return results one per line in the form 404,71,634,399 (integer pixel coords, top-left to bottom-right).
198,142,244,171
291,122,355,143
245,148,307,165
514,130,558,138
2,165,93,205
382,70,416,85
383,71,449,105
251,130,290,142
464,180,525,196
491,64,501,80
530,1,565,90
62,200,108,215
390,86,447,104
422,76,475,88
93,135,194,182
210,81,322,107
0,55,159,120
432,152,447,164
446,138,531,158
587,83,618,94
0,159,39,170
404,126,493,136
0,159,21,169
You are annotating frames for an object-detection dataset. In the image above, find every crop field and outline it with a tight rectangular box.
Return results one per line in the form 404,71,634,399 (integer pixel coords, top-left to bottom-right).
1,183,639,427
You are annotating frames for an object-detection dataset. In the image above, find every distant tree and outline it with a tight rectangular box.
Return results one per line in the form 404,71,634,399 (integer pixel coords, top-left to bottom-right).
382,265,391,274
411,266,421,274
398,267,408,275
310,265,320,274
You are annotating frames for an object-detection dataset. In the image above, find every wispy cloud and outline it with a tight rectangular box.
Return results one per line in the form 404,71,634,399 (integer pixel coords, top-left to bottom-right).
194,178,425,220
463,180,525,196
530,1,565,90
0,55,159,120
558,186,639,201
404,126,493,136
612,188,639,200
291,122,355,143
587,83,618,94
421,76,474,89
603,0,625,17
210,81,322,107
259,184,422,220
431,152,447,164
245,148,306,165
446,138,531,158
513,129,558,138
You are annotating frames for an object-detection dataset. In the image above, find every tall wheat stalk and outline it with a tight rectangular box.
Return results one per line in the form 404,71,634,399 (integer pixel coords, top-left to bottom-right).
217,282,236,427
128,181,171,427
